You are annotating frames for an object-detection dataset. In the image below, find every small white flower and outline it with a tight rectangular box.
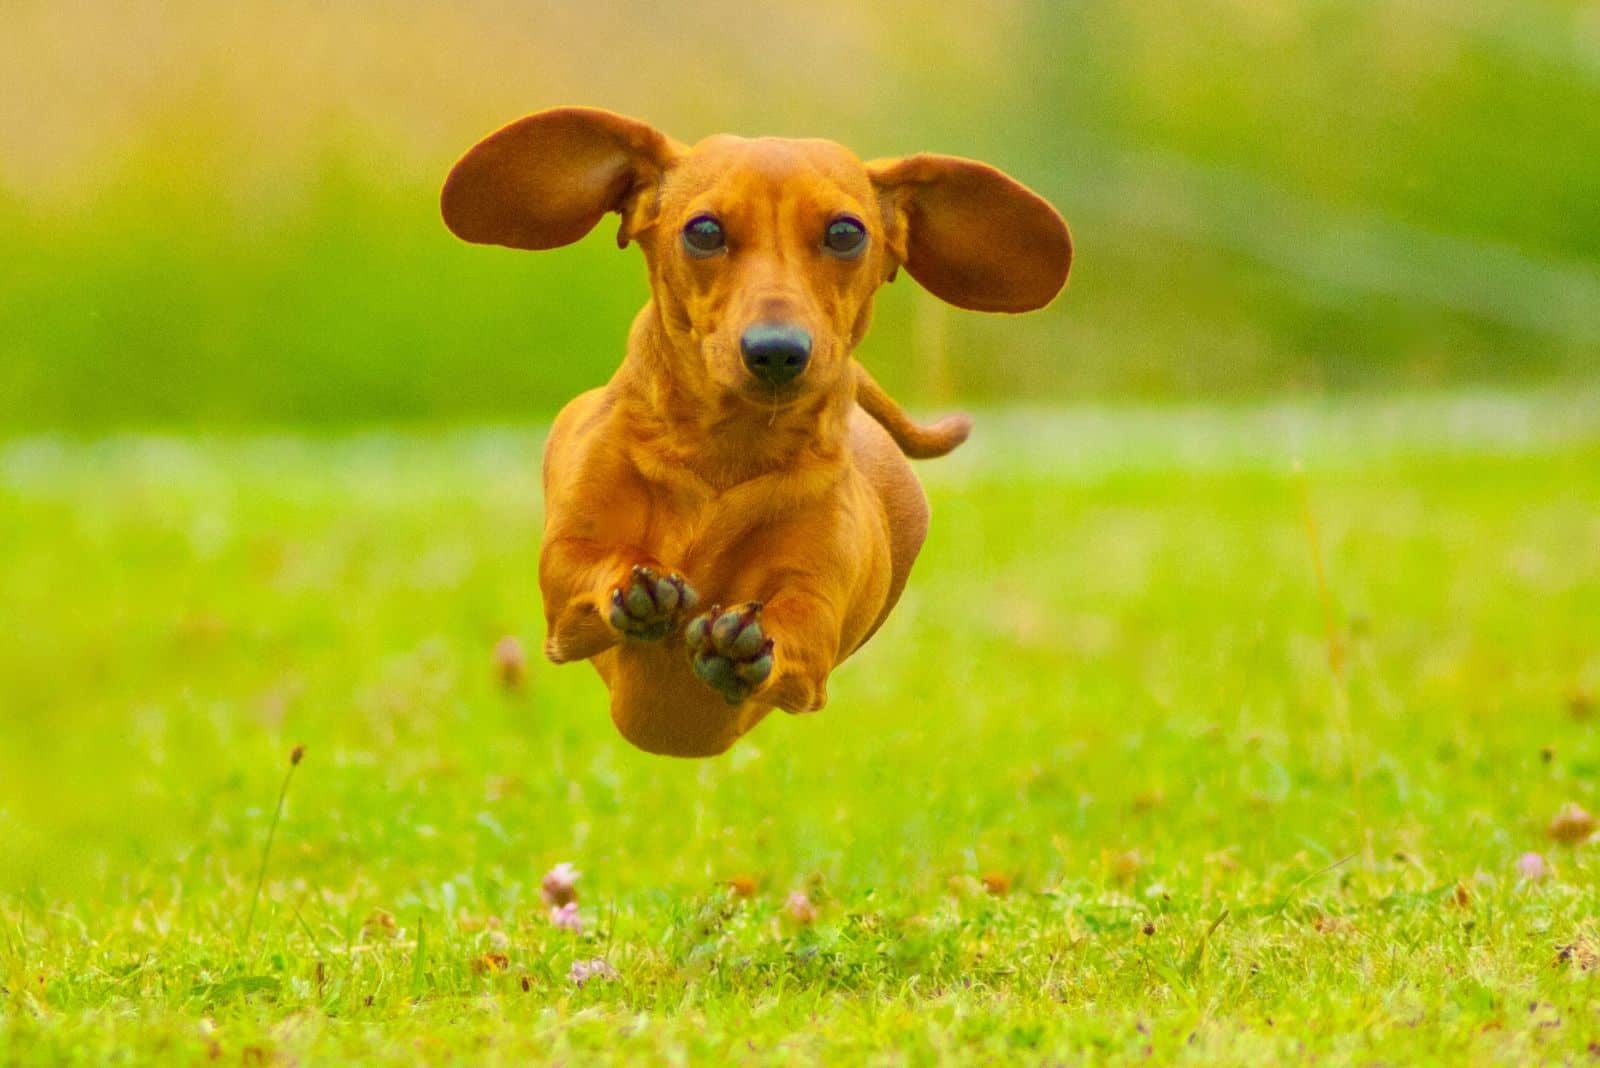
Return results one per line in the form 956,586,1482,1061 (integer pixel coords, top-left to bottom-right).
568,958,617,987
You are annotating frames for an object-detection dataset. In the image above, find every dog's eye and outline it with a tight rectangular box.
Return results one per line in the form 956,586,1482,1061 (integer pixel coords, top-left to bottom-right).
823,216,867,258
682,215,726,256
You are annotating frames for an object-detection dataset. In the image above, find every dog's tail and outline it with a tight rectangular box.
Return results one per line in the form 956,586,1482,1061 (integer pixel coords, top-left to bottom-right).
853,364,972,460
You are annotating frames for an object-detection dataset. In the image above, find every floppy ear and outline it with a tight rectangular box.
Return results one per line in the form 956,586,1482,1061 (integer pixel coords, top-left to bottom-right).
868,154,1071,313
441,107,681,251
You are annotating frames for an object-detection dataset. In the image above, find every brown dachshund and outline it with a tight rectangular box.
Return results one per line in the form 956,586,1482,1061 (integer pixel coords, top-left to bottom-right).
442,107,1070,756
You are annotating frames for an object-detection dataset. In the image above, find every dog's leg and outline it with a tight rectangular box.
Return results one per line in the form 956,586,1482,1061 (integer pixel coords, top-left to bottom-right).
541,538,697,664
685,587,840,713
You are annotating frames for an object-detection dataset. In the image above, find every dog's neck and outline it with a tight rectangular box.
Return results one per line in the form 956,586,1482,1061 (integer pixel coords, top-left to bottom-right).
613,304,853,493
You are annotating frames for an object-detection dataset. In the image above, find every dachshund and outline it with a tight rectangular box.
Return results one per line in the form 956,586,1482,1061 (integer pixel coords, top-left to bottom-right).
442,107,1070,756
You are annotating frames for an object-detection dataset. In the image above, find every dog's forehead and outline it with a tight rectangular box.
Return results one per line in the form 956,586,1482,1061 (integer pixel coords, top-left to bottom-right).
668,134,874,202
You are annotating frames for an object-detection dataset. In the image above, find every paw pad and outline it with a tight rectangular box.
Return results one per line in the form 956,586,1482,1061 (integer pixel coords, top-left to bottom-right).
609,566,698,641
686,602,774,705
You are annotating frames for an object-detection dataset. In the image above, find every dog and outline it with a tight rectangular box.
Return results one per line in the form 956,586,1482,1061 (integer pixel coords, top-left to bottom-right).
442,107,1070,756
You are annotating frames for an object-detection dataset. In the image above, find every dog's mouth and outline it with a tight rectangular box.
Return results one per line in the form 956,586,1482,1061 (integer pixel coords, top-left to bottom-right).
738,376,808,404
717,380,806,425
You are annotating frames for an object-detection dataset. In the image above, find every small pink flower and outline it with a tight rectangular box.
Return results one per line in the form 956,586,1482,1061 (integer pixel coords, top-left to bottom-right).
1516,852,1548,880
549,901,582,933
568,958,617,988
784,891,817,925
541,862,580,908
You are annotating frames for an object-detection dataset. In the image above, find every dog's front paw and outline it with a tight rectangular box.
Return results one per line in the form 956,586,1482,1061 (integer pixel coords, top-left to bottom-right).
686,603,774,705
608,565,698,641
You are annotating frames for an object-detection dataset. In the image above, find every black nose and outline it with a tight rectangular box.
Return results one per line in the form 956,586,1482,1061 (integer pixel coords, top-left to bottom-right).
740,323,812,386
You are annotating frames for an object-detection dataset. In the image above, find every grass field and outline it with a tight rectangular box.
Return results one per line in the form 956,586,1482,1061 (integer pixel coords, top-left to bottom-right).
2,390,1598,1063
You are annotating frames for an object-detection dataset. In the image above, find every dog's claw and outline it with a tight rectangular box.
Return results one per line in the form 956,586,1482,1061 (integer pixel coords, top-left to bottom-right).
609,565,697,641
686,602,773,704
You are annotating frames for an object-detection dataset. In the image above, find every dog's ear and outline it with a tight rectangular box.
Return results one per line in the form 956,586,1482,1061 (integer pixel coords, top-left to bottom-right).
868,154,1071,313
442,107,682,251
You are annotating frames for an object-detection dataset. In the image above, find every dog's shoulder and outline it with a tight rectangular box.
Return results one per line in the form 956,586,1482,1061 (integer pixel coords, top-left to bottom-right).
543,387,616,479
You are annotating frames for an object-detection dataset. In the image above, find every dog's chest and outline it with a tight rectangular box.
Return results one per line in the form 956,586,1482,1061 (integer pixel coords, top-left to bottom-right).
644,470,836,587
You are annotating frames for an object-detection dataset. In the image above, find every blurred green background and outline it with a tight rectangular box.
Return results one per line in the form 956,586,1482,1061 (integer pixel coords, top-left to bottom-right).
3,0,1597,431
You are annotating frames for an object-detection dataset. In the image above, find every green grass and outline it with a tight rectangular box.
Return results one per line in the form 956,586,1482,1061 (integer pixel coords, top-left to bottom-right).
2,390,1598,1063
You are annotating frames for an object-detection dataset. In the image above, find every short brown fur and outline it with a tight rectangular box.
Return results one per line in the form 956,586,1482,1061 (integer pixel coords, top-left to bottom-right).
443,107,1070,756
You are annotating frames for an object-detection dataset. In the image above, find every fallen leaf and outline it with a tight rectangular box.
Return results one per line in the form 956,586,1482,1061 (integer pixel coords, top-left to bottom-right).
1554,937,1598,972
363,910,397,937
1548,803,1596,845
981,872,1012,896
1568,688,1594,721
1111,850,1144,884
472,952,509,974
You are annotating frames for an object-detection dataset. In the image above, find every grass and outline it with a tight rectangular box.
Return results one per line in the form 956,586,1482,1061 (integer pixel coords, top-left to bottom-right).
2,390,1598,1063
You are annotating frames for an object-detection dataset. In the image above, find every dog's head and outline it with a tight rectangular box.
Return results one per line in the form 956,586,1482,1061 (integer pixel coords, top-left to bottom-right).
442,107,1070,407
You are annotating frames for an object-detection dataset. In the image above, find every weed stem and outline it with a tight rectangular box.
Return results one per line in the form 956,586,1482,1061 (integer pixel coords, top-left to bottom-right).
243,744,305,947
